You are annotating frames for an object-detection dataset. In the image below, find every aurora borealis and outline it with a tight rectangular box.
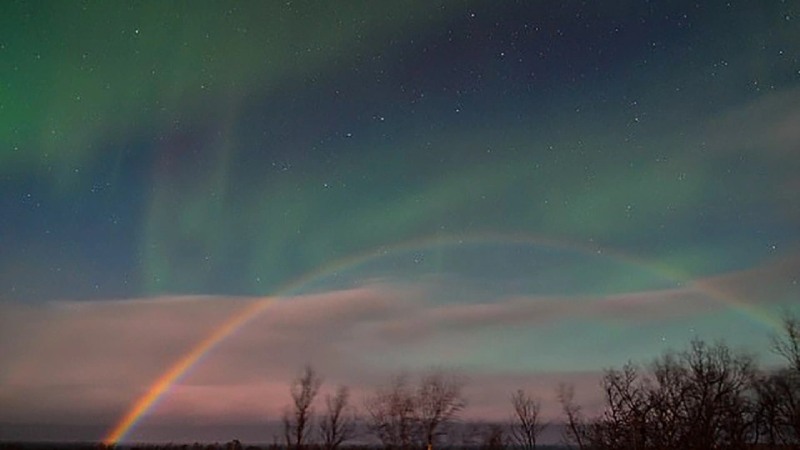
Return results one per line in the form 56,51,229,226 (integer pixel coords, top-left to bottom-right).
1,0,800,444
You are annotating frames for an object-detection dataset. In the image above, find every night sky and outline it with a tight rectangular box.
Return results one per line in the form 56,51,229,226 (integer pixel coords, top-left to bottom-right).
1,0,800,444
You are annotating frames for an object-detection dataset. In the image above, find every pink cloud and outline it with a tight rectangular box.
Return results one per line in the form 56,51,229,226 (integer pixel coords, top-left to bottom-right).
0,286,415,425
1,261,797,439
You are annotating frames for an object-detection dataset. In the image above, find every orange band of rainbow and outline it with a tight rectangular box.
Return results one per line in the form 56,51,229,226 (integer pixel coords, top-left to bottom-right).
103,299,272,445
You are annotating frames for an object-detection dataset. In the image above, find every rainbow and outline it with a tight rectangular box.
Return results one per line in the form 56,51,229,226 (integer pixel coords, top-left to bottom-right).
103,299,272,445
103,231,782,444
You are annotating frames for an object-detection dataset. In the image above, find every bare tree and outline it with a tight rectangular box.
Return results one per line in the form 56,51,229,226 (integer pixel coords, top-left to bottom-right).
756,312,800,447
755,368,800,447
366,374,417,450
319,385,358,450
366,370,467,450
677,340,756,450
284,365,323,450
416,369,466,449
773,313,800,373
556,383,586,450
648,352,689,450
509,389,547,450
592,363,651,450
581,340,757,450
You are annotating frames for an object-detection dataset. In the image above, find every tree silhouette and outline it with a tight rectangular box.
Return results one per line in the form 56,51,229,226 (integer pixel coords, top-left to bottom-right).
319,385,358,450
556,383,587,450
283,365,322,450
416,369,466,449
755,312,800,447
509,389,547,450
366,369,466,450
366,374,417,450
579,340,757,450
773,313,800,373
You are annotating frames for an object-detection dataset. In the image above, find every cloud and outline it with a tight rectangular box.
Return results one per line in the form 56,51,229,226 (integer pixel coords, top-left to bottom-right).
700,86,800,225
371,285,730,343
0,285,415,426
1,259,797,440
706,86,800,155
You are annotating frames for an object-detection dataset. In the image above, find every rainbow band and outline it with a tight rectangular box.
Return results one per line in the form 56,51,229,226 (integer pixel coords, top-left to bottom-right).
103,299,272,445
103,232,781,444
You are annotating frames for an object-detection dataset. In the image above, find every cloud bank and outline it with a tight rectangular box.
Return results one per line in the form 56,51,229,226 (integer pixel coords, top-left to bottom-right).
2,254,798,442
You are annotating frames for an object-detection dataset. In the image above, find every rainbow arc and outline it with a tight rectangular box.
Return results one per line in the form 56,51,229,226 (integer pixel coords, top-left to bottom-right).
103,232,780,445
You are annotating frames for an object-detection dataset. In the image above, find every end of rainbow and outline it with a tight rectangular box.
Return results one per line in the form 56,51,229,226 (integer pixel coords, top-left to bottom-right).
103,299,273,445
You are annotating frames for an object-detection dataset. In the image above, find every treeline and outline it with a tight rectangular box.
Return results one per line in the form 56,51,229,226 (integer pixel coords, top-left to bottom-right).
559,314,800,450
52,313,800,450
280,367,468,450
278,314,800,450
